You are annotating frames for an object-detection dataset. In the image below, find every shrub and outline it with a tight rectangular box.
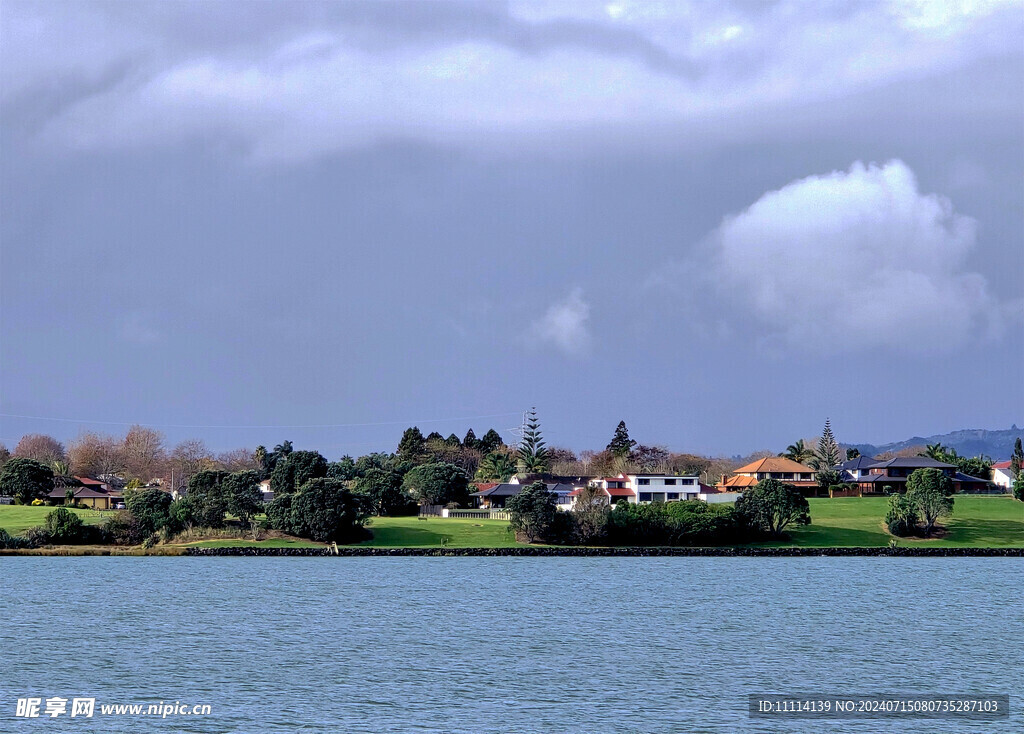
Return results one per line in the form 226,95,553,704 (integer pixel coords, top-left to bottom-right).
45,507,84,543
23,526,52,547
606,501,742,547
1013,474,1024,502
906,469,954,536
101,511,149,546
141,534,158,549
734,478,810,538
125,488,173,534
0,528,31,550
885,493,919,537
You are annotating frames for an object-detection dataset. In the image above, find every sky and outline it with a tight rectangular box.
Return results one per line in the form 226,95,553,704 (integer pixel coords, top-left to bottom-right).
1,0,1022,459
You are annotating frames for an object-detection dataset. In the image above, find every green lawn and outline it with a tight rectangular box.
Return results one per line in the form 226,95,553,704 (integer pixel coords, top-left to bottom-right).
2,498,1021,549
769,495,1024,548
0,505,108,535
359,516,524,548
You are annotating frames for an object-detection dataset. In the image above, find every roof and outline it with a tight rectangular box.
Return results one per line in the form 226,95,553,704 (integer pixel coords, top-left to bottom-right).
733,457,816,474
866,457,954,469
48,486,118,499
954,472,991,484
698,483,720,494
993,461,1012,469
470,482,576,498
74,476,107,487
606,486,635,497
839,456,878,471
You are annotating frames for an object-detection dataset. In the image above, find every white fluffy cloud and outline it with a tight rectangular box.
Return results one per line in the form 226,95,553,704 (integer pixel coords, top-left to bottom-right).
529,288,591,356
704,160,1004,353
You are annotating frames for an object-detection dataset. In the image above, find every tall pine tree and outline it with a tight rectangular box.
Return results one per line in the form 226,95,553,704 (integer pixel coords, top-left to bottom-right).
517,408,549,474
813,418,841,470
606,421,637,458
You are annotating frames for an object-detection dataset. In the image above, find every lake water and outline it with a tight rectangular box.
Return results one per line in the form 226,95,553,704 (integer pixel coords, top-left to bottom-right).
1,557,1020,733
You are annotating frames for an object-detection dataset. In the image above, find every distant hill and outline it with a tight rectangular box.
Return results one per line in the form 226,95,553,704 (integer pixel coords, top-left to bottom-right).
851,426,1023,460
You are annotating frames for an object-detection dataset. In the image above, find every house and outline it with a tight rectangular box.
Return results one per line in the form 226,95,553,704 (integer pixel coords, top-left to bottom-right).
258,479,274,503
470,482,577,510
992,461,1016,491
567,473,703,508
717,457,817,493
850,457,992,495
837,455,879,483
48,477,123,510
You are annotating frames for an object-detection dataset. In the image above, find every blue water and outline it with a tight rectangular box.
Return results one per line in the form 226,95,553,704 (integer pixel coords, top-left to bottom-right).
0,557,1020,733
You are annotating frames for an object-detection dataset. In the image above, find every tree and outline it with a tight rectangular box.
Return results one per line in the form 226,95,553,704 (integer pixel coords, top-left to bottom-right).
815,468,842,493
1013,474,1024,502
885,493,919,537
922,443,947,461
0,458,55,504
630,445,670,472
463,429,478,450
571,483,610,544
401,462,470,506
168,439,217,495
734,478,811,538
224,471,263,528
185,470,231,528
122,425,166,481
289,477,371,543
905,468,954,536
1011,437,1024,478
516,407,549,474
444,433,462,447
507,481,558,543
50,460,76,490
477,429,504,454
606,421,637,458
475,452,516,482
327,456,358,481
270,450,328,496
124,487,173,534
68,431,125,479
354,467,414,516
217,447,260,473
811,419,841,470
0,443,10,469
780,439,814,464
45,507,84,543
846,447,861,460
14,434,66,465
397,427,426,462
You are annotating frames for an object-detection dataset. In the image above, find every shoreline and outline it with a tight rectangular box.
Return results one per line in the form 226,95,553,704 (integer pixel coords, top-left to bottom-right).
2,546,1023,557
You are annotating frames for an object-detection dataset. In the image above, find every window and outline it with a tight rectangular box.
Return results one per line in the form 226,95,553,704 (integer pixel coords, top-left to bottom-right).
667,493,679,501
664,479,677,485
681,478,695,485
639,492,652,502
651,493,666,503
638,478,650,485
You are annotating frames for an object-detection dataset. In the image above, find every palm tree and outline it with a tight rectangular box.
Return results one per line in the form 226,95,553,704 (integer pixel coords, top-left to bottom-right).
50,460,75,490
921,443,947,461
476,452,516,482
780,439,814,464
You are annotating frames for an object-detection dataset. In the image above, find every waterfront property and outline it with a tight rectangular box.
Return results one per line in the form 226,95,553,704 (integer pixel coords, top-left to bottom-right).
993,461,1016,490
849,457,992,495
470,482,577,509
47,477,123,510
717,457,818,493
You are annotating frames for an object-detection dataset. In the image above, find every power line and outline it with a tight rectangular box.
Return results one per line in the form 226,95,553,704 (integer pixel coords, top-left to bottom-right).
0,411,523,431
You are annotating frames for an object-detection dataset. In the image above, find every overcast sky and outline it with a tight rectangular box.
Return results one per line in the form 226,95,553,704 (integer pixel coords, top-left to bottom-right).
1,0,1022,458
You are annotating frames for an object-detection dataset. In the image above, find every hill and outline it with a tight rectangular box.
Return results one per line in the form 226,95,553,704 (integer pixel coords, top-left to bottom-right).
852,425,1023,460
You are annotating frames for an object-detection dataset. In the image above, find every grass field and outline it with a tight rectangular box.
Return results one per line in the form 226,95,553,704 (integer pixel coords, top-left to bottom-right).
765,495,1024,548
359,516,524,548
2,497,1021,549
0,505,107,535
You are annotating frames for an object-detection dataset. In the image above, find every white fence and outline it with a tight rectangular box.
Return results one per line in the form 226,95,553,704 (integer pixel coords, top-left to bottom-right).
441,508,510,521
